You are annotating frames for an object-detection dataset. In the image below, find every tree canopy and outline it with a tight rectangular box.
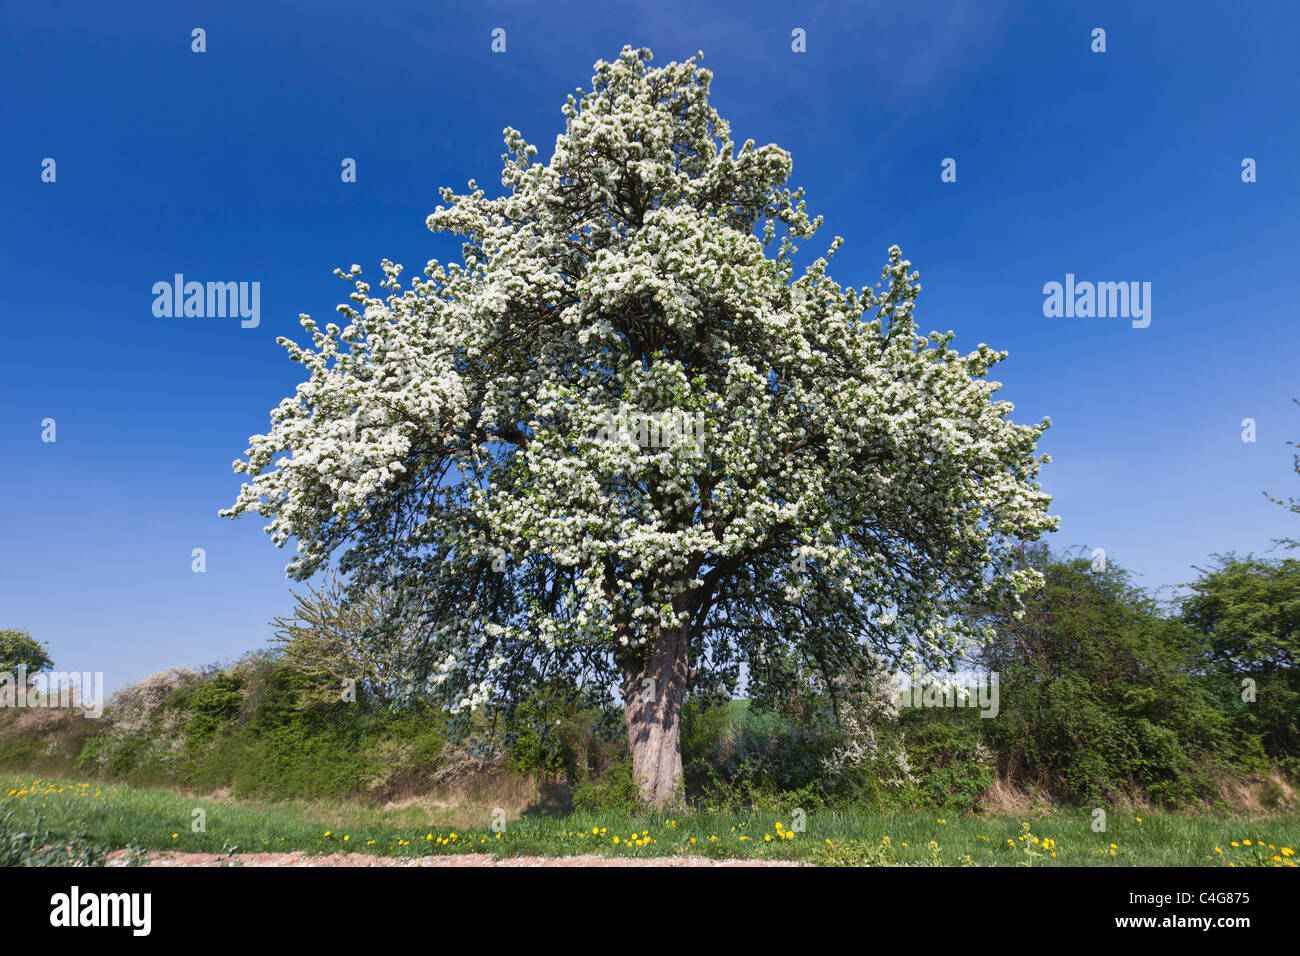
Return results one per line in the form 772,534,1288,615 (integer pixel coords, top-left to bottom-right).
0,628,53,676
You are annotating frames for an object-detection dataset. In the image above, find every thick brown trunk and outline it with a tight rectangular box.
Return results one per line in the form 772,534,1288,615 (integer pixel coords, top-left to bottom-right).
621,625,689,808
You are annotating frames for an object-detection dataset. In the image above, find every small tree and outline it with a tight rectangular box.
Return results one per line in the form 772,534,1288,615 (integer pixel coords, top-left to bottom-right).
973,546,1236,804
0,629,53,676
224,48,1056,805
1182,555,1300,769
272,574,417,705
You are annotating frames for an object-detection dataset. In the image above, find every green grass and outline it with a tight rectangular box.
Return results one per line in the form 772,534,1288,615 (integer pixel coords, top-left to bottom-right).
4,773,1298,866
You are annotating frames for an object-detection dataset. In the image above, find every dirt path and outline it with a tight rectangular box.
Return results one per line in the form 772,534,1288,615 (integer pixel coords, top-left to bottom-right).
106,849,804,867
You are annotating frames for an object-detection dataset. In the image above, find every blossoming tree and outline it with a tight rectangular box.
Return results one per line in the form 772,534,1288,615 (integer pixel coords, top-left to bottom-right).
223,47,1057,806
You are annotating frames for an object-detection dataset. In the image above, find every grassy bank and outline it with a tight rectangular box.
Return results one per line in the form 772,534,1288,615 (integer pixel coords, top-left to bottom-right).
5,774,1297,866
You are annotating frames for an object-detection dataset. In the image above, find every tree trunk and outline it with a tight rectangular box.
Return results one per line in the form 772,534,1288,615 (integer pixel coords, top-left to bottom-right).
621,625,689,808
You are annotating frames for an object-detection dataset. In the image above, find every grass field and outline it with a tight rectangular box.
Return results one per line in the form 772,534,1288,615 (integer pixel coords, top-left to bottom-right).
4,774,1298,866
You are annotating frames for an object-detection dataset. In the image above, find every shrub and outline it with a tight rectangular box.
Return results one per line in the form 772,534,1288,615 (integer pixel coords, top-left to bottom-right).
77,667,201,779
176,672,245,749
1182,555,1300,775
571,758,640,815
978,547,1239,806
899,707,994,812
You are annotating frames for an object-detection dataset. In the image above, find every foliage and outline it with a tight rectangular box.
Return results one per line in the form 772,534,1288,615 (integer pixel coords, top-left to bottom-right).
0,628,53,675
898,706,995,812
974,546,1242,806
504,679,622,779
5,546,1292,816
173,672,245,749
271,572,420,705
682,681,909,811
1182,555,1300,773
686,702,839,807
73,655,455,802
0,808,104,866
570,759,641,815
79,667,201,778
813,834,898,867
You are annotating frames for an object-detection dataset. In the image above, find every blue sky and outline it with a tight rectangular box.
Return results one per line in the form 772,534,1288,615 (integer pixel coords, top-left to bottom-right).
3,0,1297,691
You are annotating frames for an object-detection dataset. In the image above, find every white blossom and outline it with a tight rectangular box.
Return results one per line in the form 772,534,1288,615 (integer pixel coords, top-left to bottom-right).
222,47,1057,714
